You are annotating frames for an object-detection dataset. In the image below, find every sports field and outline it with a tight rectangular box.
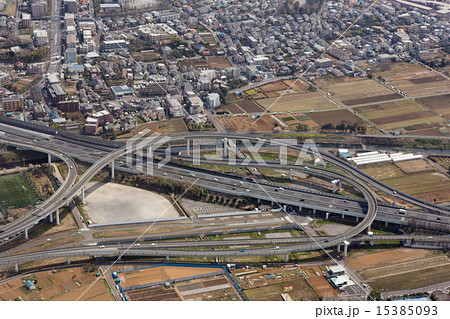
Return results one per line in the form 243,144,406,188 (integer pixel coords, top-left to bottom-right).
0,173,39,209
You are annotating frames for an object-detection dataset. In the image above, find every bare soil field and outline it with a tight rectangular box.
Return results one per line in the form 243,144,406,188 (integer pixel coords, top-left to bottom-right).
373,62,450,97
283,79,309,92
118,266,221,288
84,182,179,224
362,163,405,180
218,115,279,132
278,279,319,300
357,100,446,130
315,78,397,106
306,276,336,298
224,103,244,114
127,286,182,301
244,284,283,301
0,267,112,301
342,93,402,106
417,94,450,120
347,248,437,270
307,109,363,126
257,92,336,112
395,159,435,174
205,56,231,69
259,80,289,92
236,100,264,113
118,118,188,138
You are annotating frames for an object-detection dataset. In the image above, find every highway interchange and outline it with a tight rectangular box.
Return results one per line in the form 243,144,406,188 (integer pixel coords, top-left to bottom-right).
0,121,449,270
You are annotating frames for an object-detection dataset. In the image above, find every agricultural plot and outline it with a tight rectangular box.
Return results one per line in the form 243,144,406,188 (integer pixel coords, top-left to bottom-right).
307,109,364,127
417,94,450,120
118,118,188,138
257,92,336,112
356,100,446,131
224,100,264,114
0,173,40,209
314,78,400,106
0,267,113,301
218,115,279,132
244,284,284,301
374,62,450,97
283,79,310,92
362,160,450,203
347,248,450,292
306,276,336,298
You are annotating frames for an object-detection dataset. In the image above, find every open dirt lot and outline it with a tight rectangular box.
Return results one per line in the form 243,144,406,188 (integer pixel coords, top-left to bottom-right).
307,109,364,126
205,56,231,69
257,92,336,112
84,182,179,224
218,115,279,132
118,118,188,138
306,276,336,298
127,285,182,301
258,80,290,92
278,279,319,300
283,79,309,92
118,266,221,288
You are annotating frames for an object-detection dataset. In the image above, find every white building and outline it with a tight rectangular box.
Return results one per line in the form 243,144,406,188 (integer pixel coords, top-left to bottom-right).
206,93,220,109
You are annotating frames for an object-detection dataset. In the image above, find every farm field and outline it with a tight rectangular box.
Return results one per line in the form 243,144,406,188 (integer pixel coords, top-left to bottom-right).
218,115,280,132
0,173,40,210
362,159,450,203
417,94,450,120
314,77,400,106
224,100,264,114
306,275,336,298
356,100,446,131
257,92,336,112
276,114,320,130
244,284,284,301
0,267,113,301
373,62,450,97
347,248,450,292
307,109,364,127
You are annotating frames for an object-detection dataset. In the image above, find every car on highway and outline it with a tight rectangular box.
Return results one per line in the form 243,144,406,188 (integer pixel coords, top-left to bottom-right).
240,249,245,252
99,245,105,248
213,178,219,181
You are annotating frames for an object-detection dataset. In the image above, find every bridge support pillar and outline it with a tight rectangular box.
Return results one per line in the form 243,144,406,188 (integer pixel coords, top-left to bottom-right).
325,212,329,219
343,240,350,257
81,186,85,204
367,224,371,232
385,221,388,227
338,180,342,191
67,257,71,265
332,182,336,193
341,213,344,219
186,139,190,155
285,254,289,263
337,244,341,253
223,138,228,158
14,262,18,272
278,147,282,164
226,257,229,263
48,153,51,165
393,196,396,205
232,166,235,173
166,256,170,262
111,161,115,180
355,216,359,222
49,211,53,223
56,209,60,225
24,227,28,240
289,169,292,180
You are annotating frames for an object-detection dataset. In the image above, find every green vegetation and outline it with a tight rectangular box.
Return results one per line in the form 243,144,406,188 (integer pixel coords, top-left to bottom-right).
0,173,40,209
